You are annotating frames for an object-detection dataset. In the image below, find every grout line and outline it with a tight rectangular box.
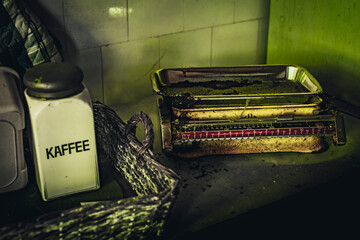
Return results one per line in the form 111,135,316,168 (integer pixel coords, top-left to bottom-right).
257,19,261,63
140,17,269,40
62,0,67,52
258,18,270,64
99,46,105,103
158,37,161,68
126,0,130,41
74,17,269,52
263,18,270,64
210,27,213,67
182,0,185,32
233,0,236,23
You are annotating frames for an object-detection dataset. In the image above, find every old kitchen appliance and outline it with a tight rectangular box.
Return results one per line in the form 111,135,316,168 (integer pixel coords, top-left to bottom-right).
0,67,28,193
152,65,346,158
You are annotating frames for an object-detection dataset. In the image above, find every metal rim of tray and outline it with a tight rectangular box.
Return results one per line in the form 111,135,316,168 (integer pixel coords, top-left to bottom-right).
151,64,323,100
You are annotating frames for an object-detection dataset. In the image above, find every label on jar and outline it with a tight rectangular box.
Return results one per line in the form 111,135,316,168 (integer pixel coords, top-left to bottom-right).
46,139,90,159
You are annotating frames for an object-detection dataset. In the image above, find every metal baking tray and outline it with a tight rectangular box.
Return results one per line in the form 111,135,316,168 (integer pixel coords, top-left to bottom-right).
152,65,323,105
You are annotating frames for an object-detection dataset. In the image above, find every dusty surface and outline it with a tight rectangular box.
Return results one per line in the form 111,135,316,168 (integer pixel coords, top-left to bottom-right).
173,136,326,158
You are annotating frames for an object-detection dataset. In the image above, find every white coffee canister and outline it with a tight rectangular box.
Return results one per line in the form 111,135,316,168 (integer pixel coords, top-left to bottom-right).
24,62,100,201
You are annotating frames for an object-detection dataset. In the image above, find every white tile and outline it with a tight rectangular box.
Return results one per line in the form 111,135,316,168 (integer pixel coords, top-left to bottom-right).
184,0,234,30
234,0,270,22
64,0,128,50
212,20,261,66
102,38,160,107
64,48,103,102
128,0,183,40
160,29,211,68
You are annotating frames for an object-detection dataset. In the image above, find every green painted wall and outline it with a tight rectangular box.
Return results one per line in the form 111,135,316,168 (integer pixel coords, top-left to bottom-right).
267,0,360,105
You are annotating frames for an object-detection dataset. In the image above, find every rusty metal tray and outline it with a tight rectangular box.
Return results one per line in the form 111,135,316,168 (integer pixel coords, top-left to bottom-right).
152,65,323,104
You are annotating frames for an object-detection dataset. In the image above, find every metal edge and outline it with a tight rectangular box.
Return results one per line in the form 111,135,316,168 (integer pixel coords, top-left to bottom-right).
151,69,164,95
157,98,173,151
333,113,346,145
151,64,324,99
171,101,323,112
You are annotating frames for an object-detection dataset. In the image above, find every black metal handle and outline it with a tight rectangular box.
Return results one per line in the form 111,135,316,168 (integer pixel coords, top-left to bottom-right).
125,111,154,159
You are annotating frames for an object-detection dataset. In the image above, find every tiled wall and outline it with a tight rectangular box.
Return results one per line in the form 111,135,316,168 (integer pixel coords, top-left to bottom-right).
25,0,270,108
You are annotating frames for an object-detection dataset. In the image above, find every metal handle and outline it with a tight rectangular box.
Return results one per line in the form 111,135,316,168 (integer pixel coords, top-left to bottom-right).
125,111,154,159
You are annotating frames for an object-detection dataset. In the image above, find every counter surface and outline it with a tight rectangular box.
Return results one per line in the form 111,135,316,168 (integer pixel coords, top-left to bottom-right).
1,95,359,238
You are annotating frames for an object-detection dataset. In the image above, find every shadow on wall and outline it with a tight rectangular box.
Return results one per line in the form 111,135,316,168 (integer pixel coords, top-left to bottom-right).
268,44,360,106
317,64,360,106
23,0,68,56
285,44,360,106
23,0,102,101
311,52,360,107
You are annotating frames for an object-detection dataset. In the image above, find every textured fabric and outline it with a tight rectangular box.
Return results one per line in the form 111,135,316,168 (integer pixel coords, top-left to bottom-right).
0,0,62,76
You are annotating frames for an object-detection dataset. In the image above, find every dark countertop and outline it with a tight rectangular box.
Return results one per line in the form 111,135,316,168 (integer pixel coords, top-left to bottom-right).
114,95,360,238
1,95,359,239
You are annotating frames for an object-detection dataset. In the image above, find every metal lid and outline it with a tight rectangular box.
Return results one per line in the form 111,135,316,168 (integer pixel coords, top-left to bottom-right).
23,62,84,99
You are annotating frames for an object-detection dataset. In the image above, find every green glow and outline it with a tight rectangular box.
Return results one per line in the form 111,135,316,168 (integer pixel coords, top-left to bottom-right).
34,76,42,83
267,0,360,106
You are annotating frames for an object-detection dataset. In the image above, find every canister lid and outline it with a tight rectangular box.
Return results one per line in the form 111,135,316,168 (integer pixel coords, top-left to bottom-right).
23,62,84,99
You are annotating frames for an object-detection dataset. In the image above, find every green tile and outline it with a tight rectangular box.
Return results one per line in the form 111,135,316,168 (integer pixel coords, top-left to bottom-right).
102,38,160,107
160,29,211,68
184,0,234,30
64,0,128,49
128,0,183,40
212,20,261,66
234,0,270,22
